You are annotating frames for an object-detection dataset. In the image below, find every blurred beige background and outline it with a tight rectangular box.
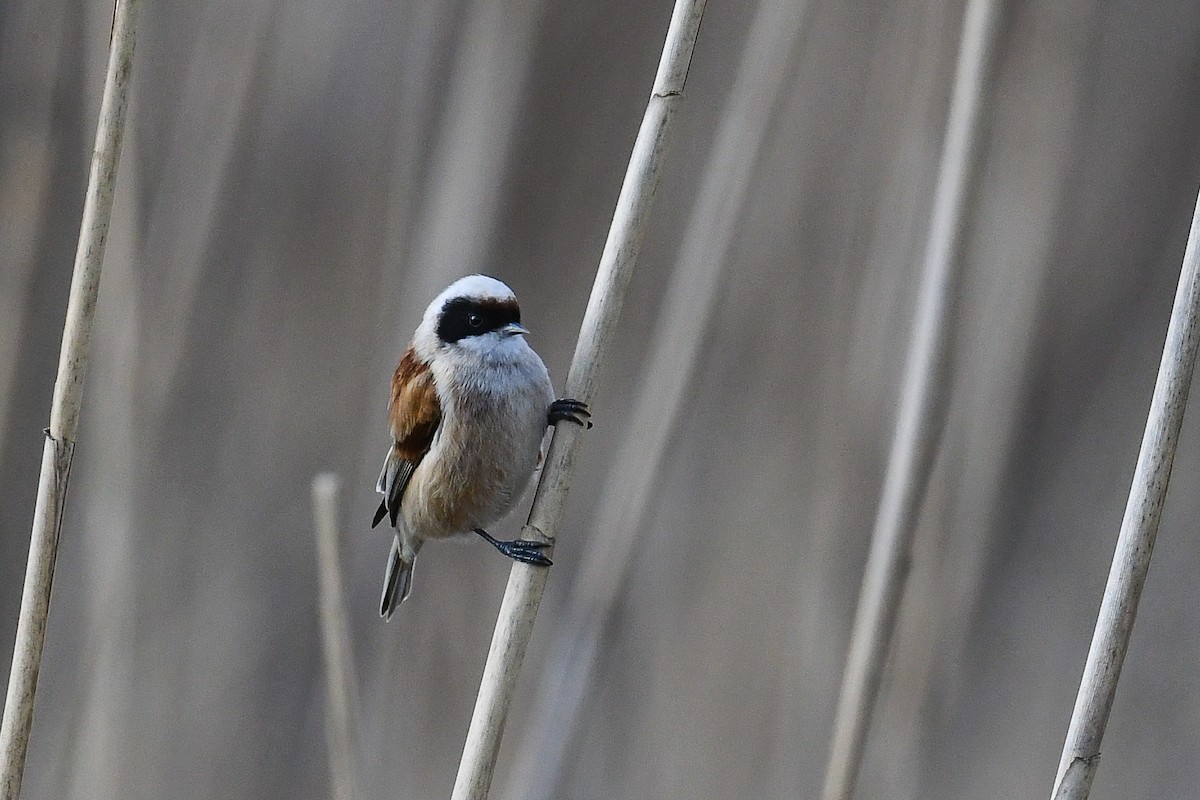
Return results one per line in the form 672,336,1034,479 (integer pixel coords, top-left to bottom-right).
4,0,1200,798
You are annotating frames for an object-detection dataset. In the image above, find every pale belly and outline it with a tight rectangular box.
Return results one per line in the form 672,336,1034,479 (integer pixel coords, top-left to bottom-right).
402,404,547,539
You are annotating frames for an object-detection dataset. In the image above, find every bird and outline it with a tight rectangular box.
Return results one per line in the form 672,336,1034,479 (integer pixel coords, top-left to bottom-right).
371,274,590,619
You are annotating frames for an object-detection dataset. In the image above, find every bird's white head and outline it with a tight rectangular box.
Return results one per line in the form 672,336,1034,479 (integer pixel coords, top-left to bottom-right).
413,275,532,365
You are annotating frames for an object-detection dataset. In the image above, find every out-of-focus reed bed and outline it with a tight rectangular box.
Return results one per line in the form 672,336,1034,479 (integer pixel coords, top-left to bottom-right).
5,1,1200,798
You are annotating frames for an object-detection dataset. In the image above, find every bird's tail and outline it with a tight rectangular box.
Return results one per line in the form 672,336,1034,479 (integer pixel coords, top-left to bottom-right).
380,536,415,620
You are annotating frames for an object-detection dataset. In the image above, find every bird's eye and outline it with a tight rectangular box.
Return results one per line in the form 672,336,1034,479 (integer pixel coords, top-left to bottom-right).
467,312,483,328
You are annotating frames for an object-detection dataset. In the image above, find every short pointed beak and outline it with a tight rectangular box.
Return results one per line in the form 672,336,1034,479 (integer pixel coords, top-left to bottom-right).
500,322,530,337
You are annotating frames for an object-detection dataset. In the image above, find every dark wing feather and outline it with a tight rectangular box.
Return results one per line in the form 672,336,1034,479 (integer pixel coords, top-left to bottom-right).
374,455,417,528
371,461,414,527
371,347,441,529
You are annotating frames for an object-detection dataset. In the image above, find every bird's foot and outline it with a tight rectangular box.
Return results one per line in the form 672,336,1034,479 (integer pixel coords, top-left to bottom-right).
475,528,553,566
548,398,592,429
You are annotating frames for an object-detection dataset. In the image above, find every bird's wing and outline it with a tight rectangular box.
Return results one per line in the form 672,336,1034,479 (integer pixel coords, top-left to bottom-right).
372,346,442,529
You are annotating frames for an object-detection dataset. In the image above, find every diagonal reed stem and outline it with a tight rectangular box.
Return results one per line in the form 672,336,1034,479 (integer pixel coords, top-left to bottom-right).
819,0,1001,798
449,2,707,798
0,2,141,798
1049,186,1200,800
504,1,809,795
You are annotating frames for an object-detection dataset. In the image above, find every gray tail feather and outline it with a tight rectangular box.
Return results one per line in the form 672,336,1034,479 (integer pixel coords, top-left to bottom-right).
380,538,415,620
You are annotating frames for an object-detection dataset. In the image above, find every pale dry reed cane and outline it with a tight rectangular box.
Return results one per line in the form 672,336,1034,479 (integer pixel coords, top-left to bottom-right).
0,2,141,798
820,0,1001,798
449,2,707,798
1048,187,1200,800
311,474,361,800
504,0,809,794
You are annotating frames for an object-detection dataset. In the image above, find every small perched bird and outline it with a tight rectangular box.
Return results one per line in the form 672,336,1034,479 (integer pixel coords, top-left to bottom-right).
372,275,590,619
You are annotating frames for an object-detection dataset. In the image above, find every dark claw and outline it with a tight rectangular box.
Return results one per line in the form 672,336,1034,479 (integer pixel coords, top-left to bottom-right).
499,542,554,566
548,398,593,429
475,529,554,566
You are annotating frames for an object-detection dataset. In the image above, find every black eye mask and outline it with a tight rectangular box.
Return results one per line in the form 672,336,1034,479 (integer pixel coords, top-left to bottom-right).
437,297,521,343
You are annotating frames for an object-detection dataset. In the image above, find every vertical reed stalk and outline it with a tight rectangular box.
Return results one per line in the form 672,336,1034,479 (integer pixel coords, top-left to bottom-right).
1049,187,1200,799
312,474,360,800
819,0,1000,798
505,0,808,794
449,2,707,798
0,2,141,797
